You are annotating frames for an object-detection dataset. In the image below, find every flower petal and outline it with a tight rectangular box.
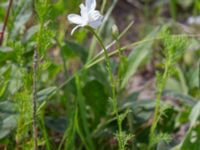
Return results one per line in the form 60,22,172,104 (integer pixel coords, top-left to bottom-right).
89,17,103,28
86,0,96,11
68,14,85,25
80,4,88,19
89,10,102,20
89,11,103,28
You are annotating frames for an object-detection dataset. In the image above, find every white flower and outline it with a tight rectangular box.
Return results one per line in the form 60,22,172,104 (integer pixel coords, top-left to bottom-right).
67,0,103,35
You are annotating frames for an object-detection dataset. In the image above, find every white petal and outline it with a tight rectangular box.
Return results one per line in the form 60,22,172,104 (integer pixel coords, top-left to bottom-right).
88,10,103,28
80,4,88,19
89,17,103,28
71,25,82,35
68,14,85,25
89,10,102,20
86,0,96,11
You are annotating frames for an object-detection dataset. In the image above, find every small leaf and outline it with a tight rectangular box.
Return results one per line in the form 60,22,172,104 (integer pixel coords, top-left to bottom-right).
189,101,200,127
37,86,57,102
0,47,13,53
0,101,17,139
0,115,17,139
22,25,40,42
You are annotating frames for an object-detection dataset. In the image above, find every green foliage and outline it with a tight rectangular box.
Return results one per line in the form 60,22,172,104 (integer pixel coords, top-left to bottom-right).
35,0,49,22
161,28,188,67
149,28,188,149
82,80,108,125
179,101,200,149
0,101,17,139
121,27,160,88
0,0,200,150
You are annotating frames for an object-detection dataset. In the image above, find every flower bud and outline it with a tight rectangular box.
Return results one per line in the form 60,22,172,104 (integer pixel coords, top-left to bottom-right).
112,24,119,38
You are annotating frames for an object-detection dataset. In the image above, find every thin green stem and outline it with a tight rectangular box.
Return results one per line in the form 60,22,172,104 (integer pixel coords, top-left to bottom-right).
100,0,107,14
87,0,118,62
114,32,126,88
86,26,123,150
87,21,134,65
170,0,177,20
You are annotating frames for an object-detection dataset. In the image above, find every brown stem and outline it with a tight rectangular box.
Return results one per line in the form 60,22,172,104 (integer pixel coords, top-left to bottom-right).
33,49,38,150
0,0,13,46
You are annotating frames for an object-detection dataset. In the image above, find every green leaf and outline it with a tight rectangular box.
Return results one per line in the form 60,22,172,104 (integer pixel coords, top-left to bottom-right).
0,80,8,98
121,27,160,88
165,78,182,93
8,65,23,95
163,90,196,106
45,117,68,133
11,0,32,38
0,115,17,139
61,41,88,63
0,101,17,139
37,86,57,102
178,101,200,149
189,101,200,127
22,25,40,42
0,47,15,64
82,80,108,125
122,99,157,123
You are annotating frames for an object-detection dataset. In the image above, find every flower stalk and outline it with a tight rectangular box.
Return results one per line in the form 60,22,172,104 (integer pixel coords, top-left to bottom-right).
86,26,123,150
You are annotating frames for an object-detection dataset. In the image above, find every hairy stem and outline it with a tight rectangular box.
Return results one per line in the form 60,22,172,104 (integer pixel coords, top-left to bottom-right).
148,62,169,149
0,0,13,46
33,49,38,150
